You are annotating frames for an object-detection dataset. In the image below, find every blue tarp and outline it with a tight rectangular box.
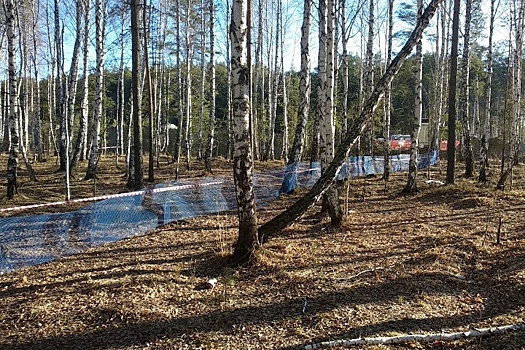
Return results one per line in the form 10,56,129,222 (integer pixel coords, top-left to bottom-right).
279,151,438,194
0,151,438,274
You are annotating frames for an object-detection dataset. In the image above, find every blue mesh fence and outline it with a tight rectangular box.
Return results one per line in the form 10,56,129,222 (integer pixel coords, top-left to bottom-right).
0,151,437,274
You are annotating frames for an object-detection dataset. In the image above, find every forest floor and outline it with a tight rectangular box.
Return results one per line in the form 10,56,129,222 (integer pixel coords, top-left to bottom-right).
0,154,524,349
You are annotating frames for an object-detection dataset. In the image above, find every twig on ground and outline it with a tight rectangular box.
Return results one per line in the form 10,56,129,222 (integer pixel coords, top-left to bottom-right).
304,323,525,349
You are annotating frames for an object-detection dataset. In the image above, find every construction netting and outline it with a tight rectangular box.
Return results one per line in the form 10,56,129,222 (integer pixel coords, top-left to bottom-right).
0,151,437,274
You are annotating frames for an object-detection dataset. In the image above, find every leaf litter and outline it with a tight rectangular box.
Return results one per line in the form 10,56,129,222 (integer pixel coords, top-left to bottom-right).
0,156,524,349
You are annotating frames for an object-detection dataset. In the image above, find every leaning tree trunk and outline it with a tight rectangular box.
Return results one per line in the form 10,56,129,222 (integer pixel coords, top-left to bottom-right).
280,0,311,194
230,0,259,266
403,0,423,194
6,0,19,199
204,0,216,173
479,0,496,182
258,0,443,242
85,0,105,181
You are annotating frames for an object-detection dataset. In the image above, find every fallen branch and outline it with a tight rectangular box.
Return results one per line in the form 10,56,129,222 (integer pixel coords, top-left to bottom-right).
305,323,525,349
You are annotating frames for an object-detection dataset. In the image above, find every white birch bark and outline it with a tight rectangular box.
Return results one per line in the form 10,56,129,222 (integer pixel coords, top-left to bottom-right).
204,0,216,173
479,0,496,182
85,0,106,181
175,0,184,178
184,0,193,171
363,0,375,155
305,323,525,349
280,0,288,161
498,0,525,189
30,1,43,162
383,0,393,182
286,0,311,166
459,0,473,177
403,0,423,193
320,0,342,225
130,0,144,189
230,0,259,265
6,0,19,199
71,0,90,169
198,0,207,161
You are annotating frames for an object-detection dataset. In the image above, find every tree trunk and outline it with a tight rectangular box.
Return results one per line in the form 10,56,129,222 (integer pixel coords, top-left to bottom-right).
382,0,394,183
204,0,216,173
230,0,259,266
198,0,206,161
85,0,106,181
363,0,375,156
174,0,184,178
226,0,233,160
446,0,461,184
184,0,193,171
280,0,311,194
31,2,44,163
497,0,524,190
54,0,68,173
320,0,342,225
459,0,473,178
71,0,90,170
258,0,443,241
130,0,144,190
479,0,496,182
144,0,155,182
402,0,423,194
6,0,19,199
280,0,288,161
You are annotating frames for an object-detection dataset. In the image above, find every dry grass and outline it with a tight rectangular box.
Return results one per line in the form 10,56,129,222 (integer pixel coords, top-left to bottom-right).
0,155,524,349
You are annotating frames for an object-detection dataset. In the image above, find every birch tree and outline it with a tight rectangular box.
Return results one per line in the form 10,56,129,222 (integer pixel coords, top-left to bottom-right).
71,0,90,170
230,0,259,265
383,0,394,182
6,0,18,199
130,0,144,190
320,0,343,225
184,0,193,171
403,0,423,194
446,0,461,184
85,0,106,181
144,0,155,182
55,0,67,173
204,0,216,173
30,0,43,162
198,0,207,161
363,0,375,155
479,0,497,182
497,0,525,189
259,0,443,241
174,0,184,178
459,0,473,178
280,0,311,194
